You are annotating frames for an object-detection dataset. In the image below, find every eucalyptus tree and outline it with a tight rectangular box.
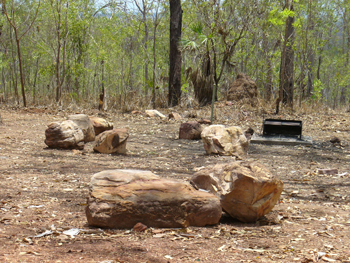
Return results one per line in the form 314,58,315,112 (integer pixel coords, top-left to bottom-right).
133,0,152,95
168,0,182,107
276,0,295,113
1,0,40,107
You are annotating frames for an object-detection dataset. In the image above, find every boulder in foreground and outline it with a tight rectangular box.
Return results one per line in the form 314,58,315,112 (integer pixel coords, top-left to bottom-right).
86,169,222,228
191,161,283,223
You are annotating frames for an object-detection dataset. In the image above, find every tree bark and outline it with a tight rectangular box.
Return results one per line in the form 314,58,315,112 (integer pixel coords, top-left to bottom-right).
168,0,182,107
276,0,295,113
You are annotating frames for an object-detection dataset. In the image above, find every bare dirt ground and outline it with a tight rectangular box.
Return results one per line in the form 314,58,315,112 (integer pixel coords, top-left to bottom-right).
1,104,350,263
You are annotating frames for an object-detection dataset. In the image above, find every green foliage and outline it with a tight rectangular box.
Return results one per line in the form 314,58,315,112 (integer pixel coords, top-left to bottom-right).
0,0,348,108
311,79,324,100
268,8,295,26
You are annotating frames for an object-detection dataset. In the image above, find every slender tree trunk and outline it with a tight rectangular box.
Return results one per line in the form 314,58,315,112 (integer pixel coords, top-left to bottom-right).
9,27,19,105
168,0,182,107
33,57,40,105
152,22,158,109
144,11,149,96
15,35,26,107
56,9,61,103
265,57,273,101
99,60,105,111
276,0,295,113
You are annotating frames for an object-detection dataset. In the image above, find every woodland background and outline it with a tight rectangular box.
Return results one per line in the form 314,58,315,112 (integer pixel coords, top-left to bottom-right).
0,0,349,112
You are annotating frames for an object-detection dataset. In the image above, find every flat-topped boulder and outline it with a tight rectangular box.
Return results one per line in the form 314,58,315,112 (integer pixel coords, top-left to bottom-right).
191,161,283,223
86,170,222,228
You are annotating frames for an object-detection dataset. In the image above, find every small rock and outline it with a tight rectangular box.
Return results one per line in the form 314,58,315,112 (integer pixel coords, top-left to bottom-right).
145,110,166,118
179,121,203,140
317,168,338,175
93,128,129,154
89,116,113,136
198,118,211,125
330,137,341,144
169,112,182,121
133,222,147,232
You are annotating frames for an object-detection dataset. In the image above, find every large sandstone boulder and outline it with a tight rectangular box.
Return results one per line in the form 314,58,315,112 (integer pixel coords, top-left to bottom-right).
45,120,85,149
93,128,129,154
191,161,283,223
68,114,95,142
89,116,113,136
86,170,222,228
201,125,248,157
179,121,203,140
227,73,258,106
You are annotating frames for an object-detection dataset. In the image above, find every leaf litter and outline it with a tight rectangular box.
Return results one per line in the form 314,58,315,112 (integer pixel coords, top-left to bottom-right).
0,108,350,262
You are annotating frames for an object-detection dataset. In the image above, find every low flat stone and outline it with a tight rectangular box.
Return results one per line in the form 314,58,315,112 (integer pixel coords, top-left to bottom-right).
86,170,222,228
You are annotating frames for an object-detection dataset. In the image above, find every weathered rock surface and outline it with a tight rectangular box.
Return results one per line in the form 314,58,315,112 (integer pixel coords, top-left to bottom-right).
86,169,222,228
44,120,85,149
93,128,129,154
89,116,113,136
179,121,203,140
201,125,249,157
169,112,182,121
191,161,283,223
68,114,95,142
145,109,166,119
227,73,258,106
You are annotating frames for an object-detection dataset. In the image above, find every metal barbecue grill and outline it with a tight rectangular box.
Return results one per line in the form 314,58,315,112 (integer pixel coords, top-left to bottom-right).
262,119,303,139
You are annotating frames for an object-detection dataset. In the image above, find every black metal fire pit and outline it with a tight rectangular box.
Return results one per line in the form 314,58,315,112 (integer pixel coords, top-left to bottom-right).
263,119,302,139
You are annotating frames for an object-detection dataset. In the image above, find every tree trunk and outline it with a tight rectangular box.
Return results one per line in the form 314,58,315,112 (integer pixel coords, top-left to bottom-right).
168,0,182,107
152,20,158,109
276,0,295,113
56,9,61,103
15,36,26,107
